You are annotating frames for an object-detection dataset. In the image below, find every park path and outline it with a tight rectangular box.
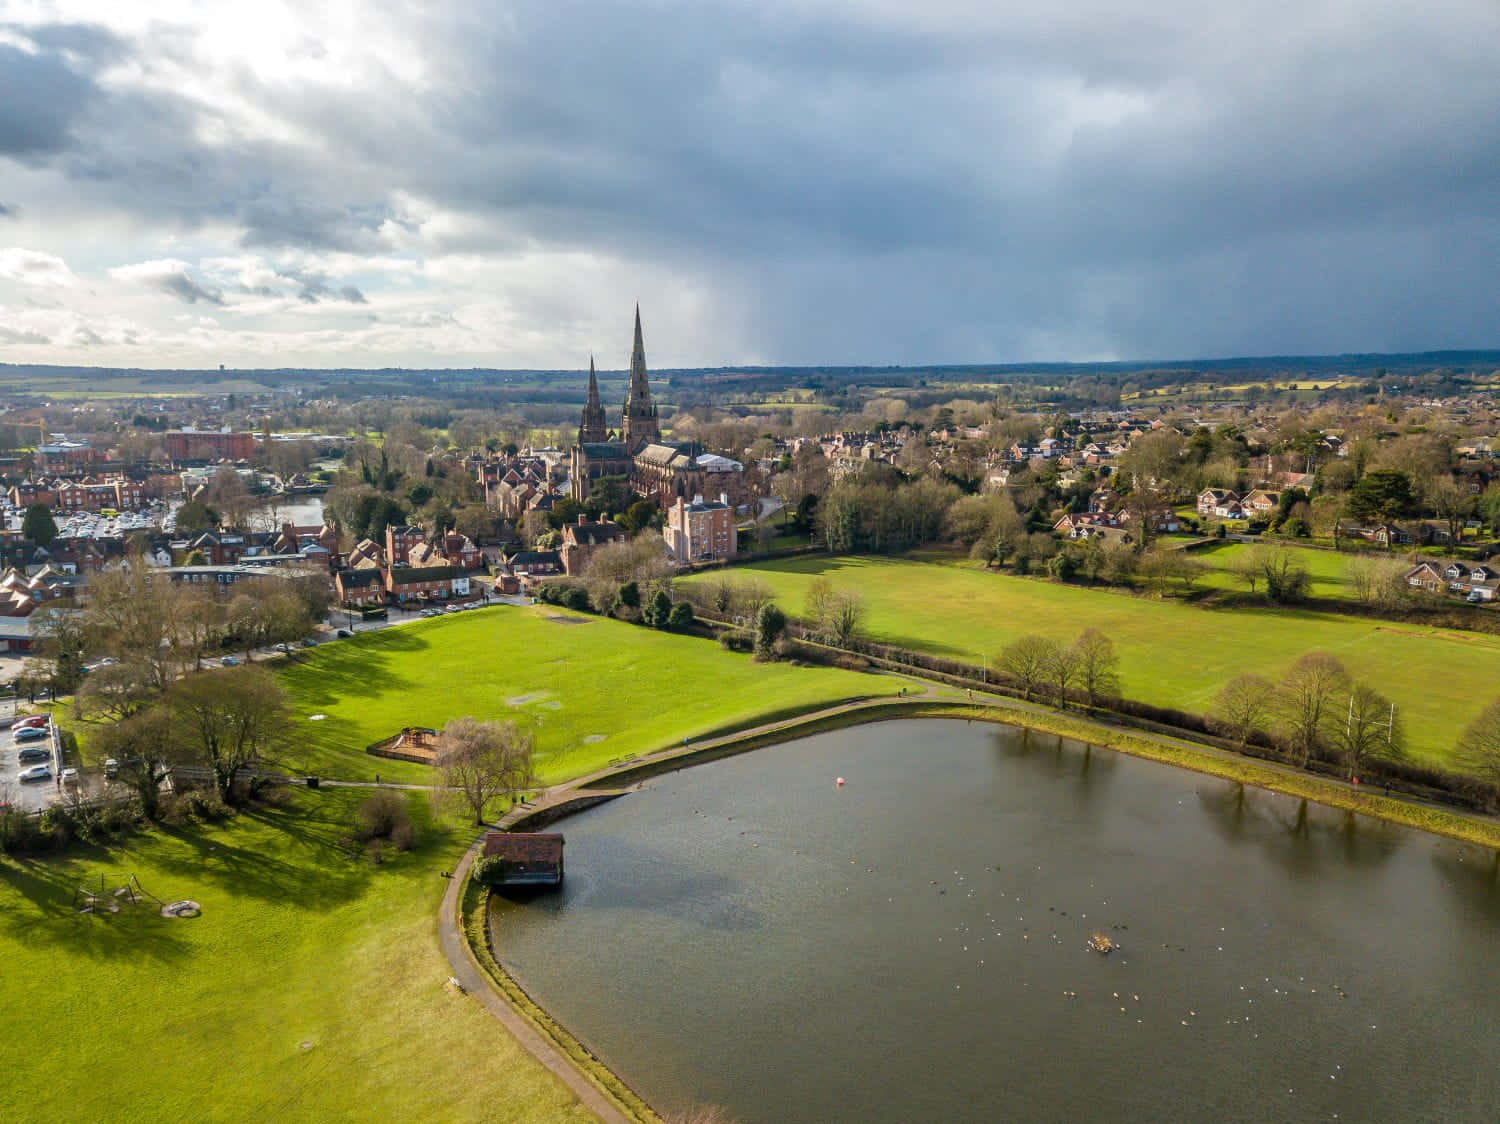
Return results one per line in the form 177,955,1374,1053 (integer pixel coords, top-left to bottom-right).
436,836,632,1124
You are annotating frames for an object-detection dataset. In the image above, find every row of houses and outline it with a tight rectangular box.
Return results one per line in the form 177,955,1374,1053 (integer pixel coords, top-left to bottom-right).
1405,560,1500,601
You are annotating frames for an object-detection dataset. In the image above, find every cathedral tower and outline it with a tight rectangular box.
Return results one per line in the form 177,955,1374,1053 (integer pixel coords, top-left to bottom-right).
621,304,660,449
577,355,608,445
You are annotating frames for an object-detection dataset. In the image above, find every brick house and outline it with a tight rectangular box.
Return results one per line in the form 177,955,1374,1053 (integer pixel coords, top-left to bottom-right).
666,494,736,565
560,517,626,576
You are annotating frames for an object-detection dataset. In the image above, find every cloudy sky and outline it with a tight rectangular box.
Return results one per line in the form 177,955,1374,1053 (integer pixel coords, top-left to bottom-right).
0,1,1496,369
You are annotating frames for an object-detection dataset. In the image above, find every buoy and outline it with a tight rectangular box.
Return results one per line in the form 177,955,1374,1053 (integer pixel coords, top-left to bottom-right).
836,777,845,787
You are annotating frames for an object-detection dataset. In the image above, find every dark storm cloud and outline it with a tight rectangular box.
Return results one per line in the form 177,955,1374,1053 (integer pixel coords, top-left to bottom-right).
4,3,1499,360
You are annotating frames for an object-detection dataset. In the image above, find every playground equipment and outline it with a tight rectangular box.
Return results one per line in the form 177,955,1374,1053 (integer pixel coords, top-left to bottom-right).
72,874,164,915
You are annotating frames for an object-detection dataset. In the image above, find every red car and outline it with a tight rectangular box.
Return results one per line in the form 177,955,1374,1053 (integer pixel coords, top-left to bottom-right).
13,715,50,730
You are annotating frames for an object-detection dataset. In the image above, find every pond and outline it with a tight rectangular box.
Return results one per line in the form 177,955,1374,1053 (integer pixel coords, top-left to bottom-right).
489,719,1500,1122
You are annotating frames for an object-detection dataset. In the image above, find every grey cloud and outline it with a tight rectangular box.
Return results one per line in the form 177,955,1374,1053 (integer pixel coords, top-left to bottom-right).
70,326,102,345
159,273,224,306
0,202,12,216
0,326,50,345
3,3,1499,361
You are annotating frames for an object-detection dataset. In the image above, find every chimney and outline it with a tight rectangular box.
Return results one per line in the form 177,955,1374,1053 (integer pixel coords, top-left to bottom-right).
719,492,729,507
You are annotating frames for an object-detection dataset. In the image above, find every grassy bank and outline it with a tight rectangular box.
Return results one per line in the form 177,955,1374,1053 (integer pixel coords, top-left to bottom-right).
0,787,587,1122
682,553,1500,766
460,874,657,1122
272,603,901,783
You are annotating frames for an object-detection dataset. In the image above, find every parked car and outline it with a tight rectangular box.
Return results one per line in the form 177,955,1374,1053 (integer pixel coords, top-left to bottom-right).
17,745,50,763
17,764,51,783
12,725,49,743
60,767,79,786
300,637,319,648
220,656,241,667
13,715,50,730
104,758,120,779
336,629,352,638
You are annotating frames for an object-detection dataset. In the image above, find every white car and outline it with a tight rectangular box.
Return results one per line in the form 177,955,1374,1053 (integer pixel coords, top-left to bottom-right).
60,767,80,786
17,763,51,783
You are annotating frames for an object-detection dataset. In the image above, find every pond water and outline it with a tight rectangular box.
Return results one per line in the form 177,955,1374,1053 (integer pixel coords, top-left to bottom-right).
488,719,1500,1122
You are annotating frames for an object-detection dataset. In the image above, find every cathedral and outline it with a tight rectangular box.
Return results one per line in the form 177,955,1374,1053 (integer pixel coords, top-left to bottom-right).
569,308,747,510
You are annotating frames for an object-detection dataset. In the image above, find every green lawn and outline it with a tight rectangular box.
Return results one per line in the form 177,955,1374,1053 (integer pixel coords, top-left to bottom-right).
682,554,1500,766
273,603,898,784
0,788,587,1122
1191,540,1357,599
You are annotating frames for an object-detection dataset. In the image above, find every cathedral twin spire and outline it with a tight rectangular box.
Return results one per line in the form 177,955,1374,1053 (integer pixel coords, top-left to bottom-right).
577,305,660,449
622,304,660,448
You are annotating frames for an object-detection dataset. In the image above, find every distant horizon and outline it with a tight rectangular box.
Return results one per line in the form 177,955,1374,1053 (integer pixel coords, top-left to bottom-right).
2,345,1499,379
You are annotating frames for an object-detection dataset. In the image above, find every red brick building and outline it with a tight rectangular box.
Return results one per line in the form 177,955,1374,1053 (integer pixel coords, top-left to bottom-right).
164,429,256,462
666,494,737,564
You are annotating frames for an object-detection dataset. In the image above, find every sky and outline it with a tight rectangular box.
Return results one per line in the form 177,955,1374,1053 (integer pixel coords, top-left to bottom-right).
0,0,1496,370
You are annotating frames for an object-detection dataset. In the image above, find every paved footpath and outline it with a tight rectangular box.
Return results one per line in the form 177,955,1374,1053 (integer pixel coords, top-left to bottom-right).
437,837,632,1124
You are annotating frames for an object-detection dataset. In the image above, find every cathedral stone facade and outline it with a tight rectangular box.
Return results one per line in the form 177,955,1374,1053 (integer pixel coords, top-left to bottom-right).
569,307,747,511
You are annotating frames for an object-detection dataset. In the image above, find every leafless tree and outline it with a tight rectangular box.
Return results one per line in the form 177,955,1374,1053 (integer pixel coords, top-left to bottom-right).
85,565,178,689
166,665,292,802
1277,653,1350,767
96,709,179,820
1046,642,1081,709
1334,683,1404,780
999,634,1059,702
1071,629,1120,708
1209,673,1275,748
1457,698,1500,808
438,717,538,825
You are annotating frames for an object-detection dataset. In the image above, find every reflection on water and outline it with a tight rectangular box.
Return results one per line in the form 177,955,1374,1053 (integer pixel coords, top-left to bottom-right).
491,719,1500,1123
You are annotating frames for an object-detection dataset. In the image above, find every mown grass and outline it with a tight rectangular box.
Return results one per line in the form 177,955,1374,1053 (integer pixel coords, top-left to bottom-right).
0,787,589,1122
681,553,1500,766
273,603,899,784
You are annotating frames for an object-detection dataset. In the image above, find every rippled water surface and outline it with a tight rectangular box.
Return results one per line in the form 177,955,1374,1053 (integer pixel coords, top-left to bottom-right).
490,719,1500,1122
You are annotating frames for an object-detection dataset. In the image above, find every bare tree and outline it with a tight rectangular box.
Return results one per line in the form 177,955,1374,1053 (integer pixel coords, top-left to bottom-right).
77,659,158,723
438,717,538,825
804,579,865,647
583,531,672,610
1209,673,1275,748
1278,653,1350,767
1046,642,1081,709
85,565,178,689
998,635,1058,702
1071,629,1120,709
166,665,292,802
1334,683,1404,780
96,709,179,820
1457,698,1500,808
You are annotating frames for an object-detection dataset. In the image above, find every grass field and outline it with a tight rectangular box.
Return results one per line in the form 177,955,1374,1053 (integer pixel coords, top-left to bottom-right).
681,553,1500,766
1191,541,1357,599
0,787,588,1122
9,607,895,1121
272,603,898,784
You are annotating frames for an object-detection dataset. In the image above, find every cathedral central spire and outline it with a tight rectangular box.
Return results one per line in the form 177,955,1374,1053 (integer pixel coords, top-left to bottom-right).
621,304,660,448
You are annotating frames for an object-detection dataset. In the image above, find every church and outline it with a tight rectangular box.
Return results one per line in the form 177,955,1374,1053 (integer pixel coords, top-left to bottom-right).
569,308,746,510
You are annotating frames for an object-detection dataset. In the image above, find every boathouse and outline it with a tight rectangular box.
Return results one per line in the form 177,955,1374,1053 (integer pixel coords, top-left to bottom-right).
481,832,565,886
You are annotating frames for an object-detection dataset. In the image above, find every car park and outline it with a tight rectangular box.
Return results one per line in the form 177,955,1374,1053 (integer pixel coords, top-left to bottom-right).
17,764,51,783
17,745,50,763
13,725,49,742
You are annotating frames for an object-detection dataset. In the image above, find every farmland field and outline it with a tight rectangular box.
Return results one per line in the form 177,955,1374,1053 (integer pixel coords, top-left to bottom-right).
682,553,1500,766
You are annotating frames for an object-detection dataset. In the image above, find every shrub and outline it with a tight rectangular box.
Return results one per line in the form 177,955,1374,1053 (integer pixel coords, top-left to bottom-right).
718,630,753,652
356,790,414,845
562,587,591,612
472,854,510,886
667,601,695,631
